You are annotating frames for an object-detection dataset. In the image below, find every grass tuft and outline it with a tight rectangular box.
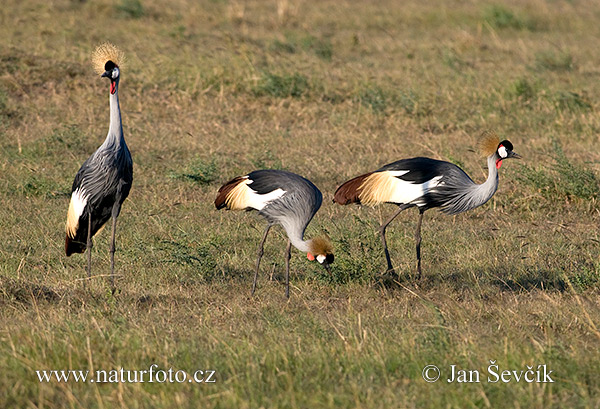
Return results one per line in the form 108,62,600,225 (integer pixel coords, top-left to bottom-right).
116,0,145,19
2,1,600,407
158,239,218,277
554,91,591,112
518,140,599,201
534,50,574,72
357,85,388,113
270,34,333,61
250,149,284,170
510,77,538,102
300,35,333,61
169,157,218,185
251,71,310,98
484,5,526,30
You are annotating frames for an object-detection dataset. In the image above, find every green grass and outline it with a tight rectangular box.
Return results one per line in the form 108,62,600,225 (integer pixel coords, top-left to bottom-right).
251,71,311,98
534,50,574,72
1,0,600,408
116,0,145,19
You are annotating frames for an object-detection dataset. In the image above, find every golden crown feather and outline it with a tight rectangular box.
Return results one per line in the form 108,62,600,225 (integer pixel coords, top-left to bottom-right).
479,130,500,157
310,236,334,256
92,43,125,75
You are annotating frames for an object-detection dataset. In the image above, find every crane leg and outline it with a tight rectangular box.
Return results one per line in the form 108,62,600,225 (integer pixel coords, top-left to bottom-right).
414,208,425,279
86,213,93,285
284,239,292,299
379,204,410,274
252,225,271,296
110,216,117,293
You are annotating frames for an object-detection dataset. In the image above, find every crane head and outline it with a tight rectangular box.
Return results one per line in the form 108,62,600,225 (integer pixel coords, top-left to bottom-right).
307,237,335,272
496,139,521,169
101,61,120,94
101,61,120,79
92,43,124,94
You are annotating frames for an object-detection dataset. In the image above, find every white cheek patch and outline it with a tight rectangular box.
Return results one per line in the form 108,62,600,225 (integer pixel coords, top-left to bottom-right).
112,68,120,79
498,145,508,158
316,254,326,264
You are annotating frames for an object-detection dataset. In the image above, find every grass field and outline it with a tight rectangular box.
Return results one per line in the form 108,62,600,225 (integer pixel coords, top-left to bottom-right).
1,0,600,407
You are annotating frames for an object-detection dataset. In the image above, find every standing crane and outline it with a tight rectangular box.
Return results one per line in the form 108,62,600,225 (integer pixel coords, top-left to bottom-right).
65,43,133,291
333,131,520,277
215,169,334,298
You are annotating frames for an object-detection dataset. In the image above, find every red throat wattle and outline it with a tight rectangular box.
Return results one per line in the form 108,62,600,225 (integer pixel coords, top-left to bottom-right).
496,159,502,169
307,253,315,261
110,82,116,95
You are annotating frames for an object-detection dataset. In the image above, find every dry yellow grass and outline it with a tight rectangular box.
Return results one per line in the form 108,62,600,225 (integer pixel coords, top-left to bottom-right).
0,0,599,407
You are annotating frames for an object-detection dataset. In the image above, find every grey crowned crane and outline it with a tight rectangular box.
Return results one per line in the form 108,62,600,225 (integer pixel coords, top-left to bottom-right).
65,43,133,291
215,169,334,298
334,131,520,277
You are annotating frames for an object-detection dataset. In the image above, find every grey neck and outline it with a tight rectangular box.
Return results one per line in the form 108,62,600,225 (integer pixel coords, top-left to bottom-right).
280,219,311,253
289,235,310,253
101,79,124,150
471,154,500,206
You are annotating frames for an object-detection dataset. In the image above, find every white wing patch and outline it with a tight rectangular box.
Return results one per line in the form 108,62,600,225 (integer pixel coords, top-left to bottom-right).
387,172,443,205
225,178,286,211
66,187,88,237
389,170,410,177
360,170,443,206
246,180,286,210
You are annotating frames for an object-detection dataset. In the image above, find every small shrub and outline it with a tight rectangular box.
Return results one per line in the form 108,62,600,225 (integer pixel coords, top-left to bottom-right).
518,141,599,201
356,86,422,116
0,87,12,128
252,72,309,98
511,78,537,102
534,50,574,72
441,48,467,71
554,91,591,112
484,5,524,30
398,90,420,115
271,34,333,60
357,86,387,113
0,88,7,117
250,150,283,170
169,158,217,185
297,35,333,61
13,174,66,198
314,223,382,285
116,0,145,19
158,239,219,281
17,125,88,159
270,39,296,54
569,264,600,292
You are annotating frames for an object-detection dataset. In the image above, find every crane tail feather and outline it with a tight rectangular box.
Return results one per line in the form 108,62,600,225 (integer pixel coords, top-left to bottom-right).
333,172,373,205
215,176,248,210
65,190,89,256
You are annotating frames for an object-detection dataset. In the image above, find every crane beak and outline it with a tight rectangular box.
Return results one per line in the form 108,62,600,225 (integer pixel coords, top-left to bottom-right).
323,263,332,273
508,151,521,159
101,71,111,78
